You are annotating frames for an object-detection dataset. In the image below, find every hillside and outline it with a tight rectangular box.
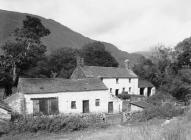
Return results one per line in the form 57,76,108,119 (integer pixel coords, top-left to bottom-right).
0,9,143,66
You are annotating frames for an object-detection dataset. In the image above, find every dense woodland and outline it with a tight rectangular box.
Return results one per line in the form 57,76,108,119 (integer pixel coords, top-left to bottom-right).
1,15,191,104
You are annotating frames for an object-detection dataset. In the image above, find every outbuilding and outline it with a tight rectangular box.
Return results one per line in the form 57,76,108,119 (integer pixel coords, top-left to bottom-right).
5,78,122,115
129,101,152,112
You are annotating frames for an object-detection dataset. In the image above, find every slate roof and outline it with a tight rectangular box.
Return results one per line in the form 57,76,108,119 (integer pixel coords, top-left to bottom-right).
18,78,108,94
138,79,154,88
80,66,137,78
130,101,153,109
0,100,12,112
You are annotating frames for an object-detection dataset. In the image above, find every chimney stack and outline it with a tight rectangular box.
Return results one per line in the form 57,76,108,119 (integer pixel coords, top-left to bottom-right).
76,56,84,67
125,59,130,69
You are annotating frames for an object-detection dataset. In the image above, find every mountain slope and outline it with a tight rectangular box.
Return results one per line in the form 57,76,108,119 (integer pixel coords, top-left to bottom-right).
0,9,143,66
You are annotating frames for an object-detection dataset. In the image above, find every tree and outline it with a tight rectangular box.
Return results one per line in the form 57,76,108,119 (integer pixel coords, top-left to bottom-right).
1,15,50,81
80,42,118,67
175,37,191,68
0,15,50,96
48,48,78,78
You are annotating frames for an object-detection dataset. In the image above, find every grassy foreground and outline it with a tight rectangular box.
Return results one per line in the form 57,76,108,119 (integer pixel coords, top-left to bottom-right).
1,105,191,140
1,116,191,140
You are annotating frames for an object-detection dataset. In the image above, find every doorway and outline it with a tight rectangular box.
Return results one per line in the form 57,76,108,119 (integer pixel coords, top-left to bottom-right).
83,100,89,113
108,102,113,113
147,87,152,97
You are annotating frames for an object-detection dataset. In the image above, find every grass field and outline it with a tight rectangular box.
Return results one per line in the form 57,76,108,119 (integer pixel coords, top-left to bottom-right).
1,116,190,140
2,107,191,140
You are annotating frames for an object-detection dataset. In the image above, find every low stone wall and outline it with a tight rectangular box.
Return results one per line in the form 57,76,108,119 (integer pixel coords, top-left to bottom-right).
121,111,142,122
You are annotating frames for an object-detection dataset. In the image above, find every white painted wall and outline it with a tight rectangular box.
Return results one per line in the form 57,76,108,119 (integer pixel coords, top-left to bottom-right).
102,78,139,95
24,90,122,114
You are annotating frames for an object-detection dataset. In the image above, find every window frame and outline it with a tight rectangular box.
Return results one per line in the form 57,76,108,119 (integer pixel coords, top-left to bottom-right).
129,87,131,93
71,101,77,109
95,99,100,106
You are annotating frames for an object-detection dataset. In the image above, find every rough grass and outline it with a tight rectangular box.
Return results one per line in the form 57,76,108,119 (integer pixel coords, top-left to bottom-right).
1,106,191,139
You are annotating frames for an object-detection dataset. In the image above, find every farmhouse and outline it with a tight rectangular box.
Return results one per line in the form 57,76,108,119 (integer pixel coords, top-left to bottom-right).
5,78,122,115
71,58,155,97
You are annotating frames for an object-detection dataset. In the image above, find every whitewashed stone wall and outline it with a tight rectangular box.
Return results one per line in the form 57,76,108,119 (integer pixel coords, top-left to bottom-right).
24,90,122,114
102,78,139,95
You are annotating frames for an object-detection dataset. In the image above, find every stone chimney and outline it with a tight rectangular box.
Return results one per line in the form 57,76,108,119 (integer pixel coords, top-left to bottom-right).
125,59,130,69
76,56,84,67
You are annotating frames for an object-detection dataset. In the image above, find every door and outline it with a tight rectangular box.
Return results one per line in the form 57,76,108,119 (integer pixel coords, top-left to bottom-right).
108,102,113,113
83,100,89,113
147,87,152,97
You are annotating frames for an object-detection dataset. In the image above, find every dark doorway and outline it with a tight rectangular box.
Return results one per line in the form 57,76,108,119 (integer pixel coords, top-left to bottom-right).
147,87,152,97
140,88,144,95
108,102,113,113
83,100,89,113
115,89,119,96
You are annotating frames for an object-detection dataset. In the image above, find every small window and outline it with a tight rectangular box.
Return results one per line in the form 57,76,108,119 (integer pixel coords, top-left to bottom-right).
71,101,76,109
129,87,131,93
95,99,100,106
115,89,119,96
110,88,112,93
122,88,125,92
129,78,131,83
116,78,119,84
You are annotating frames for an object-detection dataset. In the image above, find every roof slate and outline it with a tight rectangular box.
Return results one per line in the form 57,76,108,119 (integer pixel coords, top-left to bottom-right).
138,79,154,88
18,78,108,94
81,66,138,78
130,101,153,109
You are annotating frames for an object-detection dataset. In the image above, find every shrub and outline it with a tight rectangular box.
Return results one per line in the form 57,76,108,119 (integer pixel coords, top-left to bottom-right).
8,115,89,133
146,91,175,106
117,93,131,100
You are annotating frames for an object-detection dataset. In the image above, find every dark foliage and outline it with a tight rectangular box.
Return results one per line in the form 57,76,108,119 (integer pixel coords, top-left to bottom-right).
117,93,131,100
80,42,119,67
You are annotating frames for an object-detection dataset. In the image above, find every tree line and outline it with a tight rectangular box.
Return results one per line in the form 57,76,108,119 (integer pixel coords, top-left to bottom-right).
0,16,118,97
133,41,191,103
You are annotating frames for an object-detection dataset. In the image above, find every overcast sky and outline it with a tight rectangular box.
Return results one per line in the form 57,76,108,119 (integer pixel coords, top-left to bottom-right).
1,0,191,52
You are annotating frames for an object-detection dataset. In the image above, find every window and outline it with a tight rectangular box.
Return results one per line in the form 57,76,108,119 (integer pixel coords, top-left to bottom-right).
116,78,119,84
95,99,100,106
33,98,58,115
122,88,125,92
129,87,131,93
115,89,119,96
100,78,103,81
129,78,131,83
110,88,112,93
71,101,76,109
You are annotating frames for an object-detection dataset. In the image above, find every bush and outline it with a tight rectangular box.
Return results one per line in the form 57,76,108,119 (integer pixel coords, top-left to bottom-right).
117,93,131,100
8,115,89,133
146,91,175,106
6,113,107,134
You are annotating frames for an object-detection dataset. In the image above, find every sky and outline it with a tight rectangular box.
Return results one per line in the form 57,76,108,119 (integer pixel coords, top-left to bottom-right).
1,0,191,52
